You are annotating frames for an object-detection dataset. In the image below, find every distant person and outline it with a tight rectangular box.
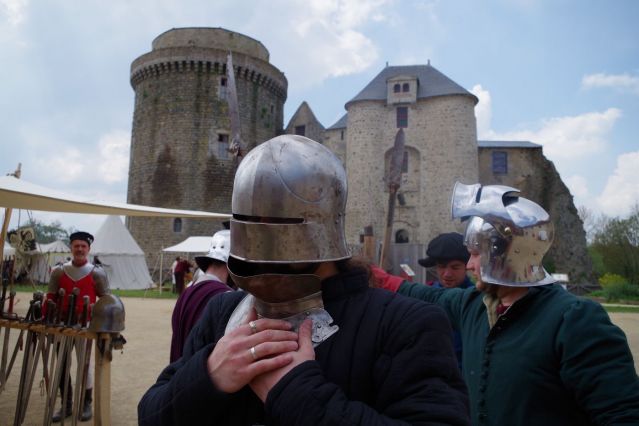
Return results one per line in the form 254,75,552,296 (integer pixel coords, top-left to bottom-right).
170,257,180,292
170,230,233,362
421,232,473,369
46,231,110,422
378,183,639,425
173,256,191,295
419,232,474,289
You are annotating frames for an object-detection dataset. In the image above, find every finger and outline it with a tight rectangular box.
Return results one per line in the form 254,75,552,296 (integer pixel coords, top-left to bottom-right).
251,340,298,361
297,319,315,356
245,329,299,348
248,352,295,376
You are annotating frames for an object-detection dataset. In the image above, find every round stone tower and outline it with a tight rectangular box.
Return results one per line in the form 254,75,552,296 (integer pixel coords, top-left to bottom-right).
126,27,287,272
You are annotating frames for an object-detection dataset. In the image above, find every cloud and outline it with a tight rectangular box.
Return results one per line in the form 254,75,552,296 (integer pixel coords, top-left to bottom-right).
582,72,639,95
0,0,28,26
563,175,590,199
253,0,391,88
97,130,130,184
492,108,621,161
596,151,639,217
471,84,493,138
473,84,638,217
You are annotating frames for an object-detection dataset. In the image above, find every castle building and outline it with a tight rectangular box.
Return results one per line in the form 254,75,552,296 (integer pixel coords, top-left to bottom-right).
126,28,594,286
126,28,287,269
289,64,594,286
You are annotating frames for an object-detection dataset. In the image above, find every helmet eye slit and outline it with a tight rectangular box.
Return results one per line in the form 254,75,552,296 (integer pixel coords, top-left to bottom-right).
233,214,304,224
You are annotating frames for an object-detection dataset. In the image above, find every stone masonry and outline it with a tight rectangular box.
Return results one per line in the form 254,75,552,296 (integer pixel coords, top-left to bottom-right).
126,28,287,275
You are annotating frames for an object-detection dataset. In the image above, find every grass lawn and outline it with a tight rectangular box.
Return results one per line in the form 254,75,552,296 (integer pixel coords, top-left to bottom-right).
6,283,178,300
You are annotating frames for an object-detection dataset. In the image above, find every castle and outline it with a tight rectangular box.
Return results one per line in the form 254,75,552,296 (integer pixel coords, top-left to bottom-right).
127,27,595,287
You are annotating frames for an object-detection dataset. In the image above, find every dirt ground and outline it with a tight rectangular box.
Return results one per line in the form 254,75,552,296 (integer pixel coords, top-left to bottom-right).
1,292,638,426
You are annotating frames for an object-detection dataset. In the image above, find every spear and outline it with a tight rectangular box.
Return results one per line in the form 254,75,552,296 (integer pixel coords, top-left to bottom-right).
379,129,405,270
225,52,244,160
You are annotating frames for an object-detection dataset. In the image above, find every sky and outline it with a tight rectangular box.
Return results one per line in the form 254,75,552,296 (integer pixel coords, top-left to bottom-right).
1,0,638,235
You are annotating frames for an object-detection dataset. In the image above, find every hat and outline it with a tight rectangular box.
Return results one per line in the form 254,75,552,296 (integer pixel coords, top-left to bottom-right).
418,232,469,268
195,230,230,271
69,231,94,246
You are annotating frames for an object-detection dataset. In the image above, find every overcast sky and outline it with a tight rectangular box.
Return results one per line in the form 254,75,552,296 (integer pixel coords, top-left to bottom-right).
1,0,638,235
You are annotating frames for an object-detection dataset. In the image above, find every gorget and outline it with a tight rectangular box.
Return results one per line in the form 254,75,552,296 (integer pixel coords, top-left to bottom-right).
224,292,339,348
62,261,95,281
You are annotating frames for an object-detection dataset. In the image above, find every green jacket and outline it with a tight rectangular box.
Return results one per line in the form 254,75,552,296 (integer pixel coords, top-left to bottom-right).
398,282,639,425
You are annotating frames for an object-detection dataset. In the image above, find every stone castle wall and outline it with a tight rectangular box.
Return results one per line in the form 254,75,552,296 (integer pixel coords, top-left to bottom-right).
345,95,478,246
127,28,287,275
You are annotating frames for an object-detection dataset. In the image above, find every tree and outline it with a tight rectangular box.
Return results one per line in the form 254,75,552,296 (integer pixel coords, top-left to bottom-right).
592,205,639,285
9,218,70,244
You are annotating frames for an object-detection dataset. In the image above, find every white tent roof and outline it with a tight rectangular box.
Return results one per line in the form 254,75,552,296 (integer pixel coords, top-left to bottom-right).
38,240,70,253
89,216,153,289
0,176,230,218
163,236,211,253
92,216,145,255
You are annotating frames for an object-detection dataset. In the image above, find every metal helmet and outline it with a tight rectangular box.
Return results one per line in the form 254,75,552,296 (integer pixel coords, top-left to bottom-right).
451,182,555,287
195,229,230,271
230,134,350,264
89,294,125,333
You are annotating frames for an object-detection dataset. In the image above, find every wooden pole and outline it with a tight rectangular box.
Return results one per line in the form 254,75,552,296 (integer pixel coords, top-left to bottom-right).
362,226,376,264
94,333,113,426
0,164,22,285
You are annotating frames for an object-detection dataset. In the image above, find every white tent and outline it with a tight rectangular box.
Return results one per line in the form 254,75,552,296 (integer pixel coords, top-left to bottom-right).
163,237,211,253
91,216,154,290
28,240,71,283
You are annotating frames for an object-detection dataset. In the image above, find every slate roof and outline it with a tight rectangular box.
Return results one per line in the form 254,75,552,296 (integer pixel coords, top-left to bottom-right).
478,140,541,149
327,113,348,130
345,64,478,108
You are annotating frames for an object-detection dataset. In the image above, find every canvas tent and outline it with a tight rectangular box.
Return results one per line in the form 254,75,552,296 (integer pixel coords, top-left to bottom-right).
91,215,154,290
29,240,71,283
163,237,211,253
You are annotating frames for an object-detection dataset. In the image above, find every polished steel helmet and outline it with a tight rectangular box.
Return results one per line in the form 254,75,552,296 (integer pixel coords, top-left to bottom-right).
195,229,230,271
89,294,125,333
230,134,350,264
451,182,555,287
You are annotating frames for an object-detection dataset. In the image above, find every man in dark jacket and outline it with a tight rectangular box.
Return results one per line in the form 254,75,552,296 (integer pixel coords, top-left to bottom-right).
170,229,232,362
419,232,473,369
379,182,639,425
139,135,470,425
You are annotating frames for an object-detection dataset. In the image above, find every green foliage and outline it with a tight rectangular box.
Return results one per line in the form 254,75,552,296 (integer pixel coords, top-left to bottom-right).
592,274,639,302
599,273,628,288
600,282,639,302
591,206,639,285
587,246,606,276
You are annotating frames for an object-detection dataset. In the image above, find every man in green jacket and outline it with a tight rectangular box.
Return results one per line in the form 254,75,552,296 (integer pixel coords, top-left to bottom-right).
379,182,639,425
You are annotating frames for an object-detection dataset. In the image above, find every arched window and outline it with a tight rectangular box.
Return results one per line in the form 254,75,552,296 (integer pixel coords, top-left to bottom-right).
395,229,409,243
402,82,409,92
173,218,182,233
393,83,401,93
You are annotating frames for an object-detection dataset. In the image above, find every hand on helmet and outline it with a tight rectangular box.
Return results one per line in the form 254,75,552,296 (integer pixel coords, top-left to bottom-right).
206,309,299,394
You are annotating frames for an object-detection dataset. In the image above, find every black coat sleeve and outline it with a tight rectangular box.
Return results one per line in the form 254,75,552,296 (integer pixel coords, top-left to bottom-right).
264,293,470,425
138,291,251,425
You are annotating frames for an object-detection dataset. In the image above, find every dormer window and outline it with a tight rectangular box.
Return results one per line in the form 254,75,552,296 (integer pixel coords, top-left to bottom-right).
402,83,409,92
393,83,401,93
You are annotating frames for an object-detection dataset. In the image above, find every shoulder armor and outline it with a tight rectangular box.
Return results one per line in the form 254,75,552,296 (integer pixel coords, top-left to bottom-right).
92,267,110,296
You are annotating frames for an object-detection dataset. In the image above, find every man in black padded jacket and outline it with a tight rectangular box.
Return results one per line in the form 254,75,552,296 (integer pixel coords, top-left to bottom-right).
138,135,469,425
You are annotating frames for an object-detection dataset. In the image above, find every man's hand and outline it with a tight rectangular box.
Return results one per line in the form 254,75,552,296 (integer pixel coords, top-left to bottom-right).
249,319,315,402
207,309,299,394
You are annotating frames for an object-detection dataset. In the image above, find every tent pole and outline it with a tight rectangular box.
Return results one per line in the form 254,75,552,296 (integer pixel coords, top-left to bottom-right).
159,250,163,294
0,164,21,283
